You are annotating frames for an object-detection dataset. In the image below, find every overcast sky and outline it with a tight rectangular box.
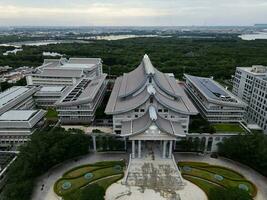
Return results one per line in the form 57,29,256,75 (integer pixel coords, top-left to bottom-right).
0,0,266,26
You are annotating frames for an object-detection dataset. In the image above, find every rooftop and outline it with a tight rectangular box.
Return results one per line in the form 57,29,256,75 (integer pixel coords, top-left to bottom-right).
0,110,37,121
57,74,107,106
105,55,198,115
39,86,65,92
237,65,267,76
185,74,245,105
0,86,31,108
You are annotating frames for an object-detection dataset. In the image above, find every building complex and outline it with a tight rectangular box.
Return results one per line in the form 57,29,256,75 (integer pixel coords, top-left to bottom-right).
184,74,247,123
26,57,103,86
105,55,198,159
0,86,46,147
233,65,267,133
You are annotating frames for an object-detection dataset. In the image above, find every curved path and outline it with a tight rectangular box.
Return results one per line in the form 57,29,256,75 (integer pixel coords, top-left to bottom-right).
31,152,128,200
174,152,267,200
32,152,267,200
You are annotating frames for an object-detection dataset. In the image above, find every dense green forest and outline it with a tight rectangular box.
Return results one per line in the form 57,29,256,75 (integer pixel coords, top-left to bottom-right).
218,133,267,177
0,127,90,200
1,36,267,79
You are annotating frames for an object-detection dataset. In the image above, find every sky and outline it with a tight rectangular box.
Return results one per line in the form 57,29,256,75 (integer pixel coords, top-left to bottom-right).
0,0,267,26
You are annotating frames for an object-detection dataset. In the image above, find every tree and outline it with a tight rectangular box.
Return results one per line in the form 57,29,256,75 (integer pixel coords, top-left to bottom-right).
0,127,90,200
209,187,252,200
80,184,105,200
218,133,267,177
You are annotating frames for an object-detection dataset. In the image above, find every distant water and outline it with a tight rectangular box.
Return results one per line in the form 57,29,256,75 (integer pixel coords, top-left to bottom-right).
239,32,267,40
3,48,23,55
77,34,171,40
0,40,91,48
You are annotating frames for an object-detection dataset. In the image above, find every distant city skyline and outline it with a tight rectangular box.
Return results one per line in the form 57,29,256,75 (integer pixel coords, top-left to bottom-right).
0,0,267,26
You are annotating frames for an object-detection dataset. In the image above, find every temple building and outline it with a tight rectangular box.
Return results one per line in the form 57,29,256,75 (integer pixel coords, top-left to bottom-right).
105,55,198,158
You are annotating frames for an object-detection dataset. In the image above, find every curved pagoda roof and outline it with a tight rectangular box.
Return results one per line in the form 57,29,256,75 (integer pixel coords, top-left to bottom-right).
120,105,186,138
105,54,198,115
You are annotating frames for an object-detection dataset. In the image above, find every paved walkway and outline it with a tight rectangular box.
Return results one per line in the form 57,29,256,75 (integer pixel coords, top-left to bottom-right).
174,152,267,200
106,179,207,200
31,153,128,200
31,152,267,200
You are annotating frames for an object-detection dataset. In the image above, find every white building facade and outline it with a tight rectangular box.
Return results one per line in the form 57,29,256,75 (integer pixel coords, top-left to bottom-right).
233,65,267,133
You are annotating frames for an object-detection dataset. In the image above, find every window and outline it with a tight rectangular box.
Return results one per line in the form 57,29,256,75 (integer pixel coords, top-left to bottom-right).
135,115,138,118
140,109,145,112
164,109,168,113
158,109,162,112
150,97,153,103
134,109,139,112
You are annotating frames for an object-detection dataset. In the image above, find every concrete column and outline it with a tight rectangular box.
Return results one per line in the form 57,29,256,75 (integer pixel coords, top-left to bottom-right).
132,140,135,158
163,141,167,158
204,137,209,152
124,138,127,151
138,140,141,158
92,135,97,152
169,141,173,158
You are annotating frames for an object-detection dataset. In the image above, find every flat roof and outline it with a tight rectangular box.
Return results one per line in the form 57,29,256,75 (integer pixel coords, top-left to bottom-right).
60,63,96,69
0,110,37,121
40,86,65,92
0,87,31,108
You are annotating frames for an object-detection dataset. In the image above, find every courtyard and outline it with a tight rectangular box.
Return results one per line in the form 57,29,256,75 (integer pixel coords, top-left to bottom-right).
31,152,267,200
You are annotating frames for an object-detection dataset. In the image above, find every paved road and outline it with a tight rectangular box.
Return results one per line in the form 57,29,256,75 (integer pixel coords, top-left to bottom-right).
31,152,128,200
174,152,267,200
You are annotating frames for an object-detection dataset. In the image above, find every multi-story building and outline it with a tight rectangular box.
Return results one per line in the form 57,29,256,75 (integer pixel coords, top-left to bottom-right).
34,86,68,108
232,65,267,133
0,86,46,147
184,74,247,123
56,74,107,124
0,110,46,147
105,55,198,159
0,86,37,115
26,57,103,86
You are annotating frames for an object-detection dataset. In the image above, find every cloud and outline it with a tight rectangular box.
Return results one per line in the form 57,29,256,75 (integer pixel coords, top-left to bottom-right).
0,0,267,26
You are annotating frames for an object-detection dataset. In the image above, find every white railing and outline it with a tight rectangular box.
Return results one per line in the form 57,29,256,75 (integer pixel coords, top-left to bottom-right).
171,154,185,187
122,154,132,185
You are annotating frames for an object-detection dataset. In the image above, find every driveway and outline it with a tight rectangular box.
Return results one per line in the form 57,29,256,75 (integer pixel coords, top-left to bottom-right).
174,152,267,200
31,152,128,200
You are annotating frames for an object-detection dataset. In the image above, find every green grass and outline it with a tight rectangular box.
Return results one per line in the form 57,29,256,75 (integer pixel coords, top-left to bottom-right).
46,107,58,119
178,162,257,197
63,174,123,200
212,123,245,133
54,161,125,198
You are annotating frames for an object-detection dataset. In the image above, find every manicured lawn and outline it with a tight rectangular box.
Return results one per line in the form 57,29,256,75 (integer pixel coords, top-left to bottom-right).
46,108,58,119
178,162,257,198
54,160,125,199
212,123,245,133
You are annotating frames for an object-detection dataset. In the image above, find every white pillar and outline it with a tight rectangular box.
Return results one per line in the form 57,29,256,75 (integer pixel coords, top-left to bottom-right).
132,140,135,158
163,141,167,158
205,137,208,152
92,136,97,152
138,140,141,158
168,141,173,158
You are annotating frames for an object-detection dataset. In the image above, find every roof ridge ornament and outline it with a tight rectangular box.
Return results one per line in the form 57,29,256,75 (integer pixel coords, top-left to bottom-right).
148,105,157,121
143,54,155,75
147,84,156,95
